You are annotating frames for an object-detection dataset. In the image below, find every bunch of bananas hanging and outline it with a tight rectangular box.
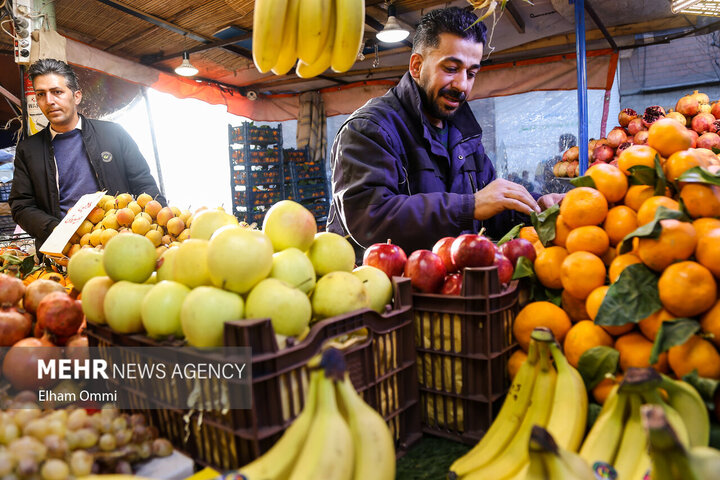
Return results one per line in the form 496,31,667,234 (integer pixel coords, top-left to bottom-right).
579,368,710,480
643,404,720,480
448,327,588,479
233,348,395,480
252,0,365,78
525,426,595,480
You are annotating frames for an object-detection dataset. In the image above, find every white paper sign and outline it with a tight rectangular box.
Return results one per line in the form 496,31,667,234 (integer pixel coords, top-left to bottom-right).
40,191,106,257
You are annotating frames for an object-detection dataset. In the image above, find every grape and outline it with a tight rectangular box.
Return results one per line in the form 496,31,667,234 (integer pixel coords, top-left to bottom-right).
64,431,79,451
0,424,20,445
0,451,17,476
137,442,152,460
151,439,173,457
16,457,38,477
99,405,119,420
97,416,113,434
9,437,46,463
128,414,146,427
42,436,67,460
40,459,69,480
98,433,116,452
66,410,87,431
68,451,93,477
75,429,98,449
12,409,40,429
43,411,67,425
23,420,49,440
114,429,132,447
131,425,147,444
111,417,127,432
114,461,132,475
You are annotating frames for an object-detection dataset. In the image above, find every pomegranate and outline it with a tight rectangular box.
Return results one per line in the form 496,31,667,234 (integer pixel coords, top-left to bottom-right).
609,158,619,168
714,120,720,134
634,130,649,145
606,127,628,148
36,292,83,337
687,129,699,148
627,118,645,136
553,162,562,177
666,111,687,126
618,108,638,127
616,142,633,155
557,162,569,177
642,106,666,128
567,161,579,177
697,132,720,150
64,334,89,364
711,102,720,120
691,90,710,105
563,146,579,162
593,145,615,163
0,274,25,306
691,113,716,134
0,305,32,346
23,279,66,315
2,337,61,390
675,94,699,117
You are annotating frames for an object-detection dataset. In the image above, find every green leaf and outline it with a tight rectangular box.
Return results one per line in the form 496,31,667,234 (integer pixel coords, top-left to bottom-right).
19,256,35,275
586,403,603,431
531,204,560,247
628,165,657,187
654,155,667,196
511,256,535,280
544,288,562,307
570,175,595,188
681,370,719,408
577,346,620,390
649,319,700,365
712,147,720,155
677,166,720,187
497,224,523,246
595,263,662,326
618,205,687,254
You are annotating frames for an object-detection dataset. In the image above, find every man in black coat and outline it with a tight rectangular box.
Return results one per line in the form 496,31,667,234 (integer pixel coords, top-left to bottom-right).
9,58,165,246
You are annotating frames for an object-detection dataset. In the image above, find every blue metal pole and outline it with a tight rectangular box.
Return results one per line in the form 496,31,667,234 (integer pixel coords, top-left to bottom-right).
572,0,589,175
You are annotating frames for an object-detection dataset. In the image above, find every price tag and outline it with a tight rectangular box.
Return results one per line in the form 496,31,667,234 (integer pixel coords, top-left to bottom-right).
39,191,106,257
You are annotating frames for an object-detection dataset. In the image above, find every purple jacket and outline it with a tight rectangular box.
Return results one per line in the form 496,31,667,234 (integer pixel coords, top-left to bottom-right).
327,72,529,257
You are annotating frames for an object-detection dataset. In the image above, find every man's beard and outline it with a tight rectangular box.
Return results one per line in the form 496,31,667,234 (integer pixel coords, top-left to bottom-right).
418,80,466,121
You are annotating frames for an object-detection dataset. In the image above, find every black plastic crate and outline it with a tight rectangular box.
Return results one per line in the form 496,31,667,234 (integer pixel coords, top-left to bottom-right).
0,183,11,203
0,215,15,235
296,182,328,201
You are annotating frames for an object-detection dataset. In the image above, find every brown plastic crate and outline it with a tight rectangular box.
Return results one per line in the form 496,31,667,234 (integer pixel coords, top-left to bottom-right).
86,277,421,470
412,266,519,445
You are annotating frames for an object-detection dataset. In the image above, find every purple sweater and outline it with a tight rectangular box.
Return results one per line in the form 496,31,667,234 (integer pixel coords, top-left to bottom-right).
52,129,99,215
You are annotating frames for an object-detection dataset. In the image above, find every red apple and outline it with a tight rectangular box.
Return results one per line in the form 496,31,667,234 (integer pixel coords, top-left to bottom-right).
494,253,514,285
404,250,446,293
498,238,537,268
450,234,495,270
440,273,463,295
432,237,458,273
363,240,407,279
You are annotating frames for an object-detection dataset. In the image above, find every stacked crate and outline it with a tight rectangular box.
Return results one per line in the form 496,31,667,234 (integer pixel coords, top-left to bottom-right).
228,123,286,226
283,148,330,230
0,182,15,236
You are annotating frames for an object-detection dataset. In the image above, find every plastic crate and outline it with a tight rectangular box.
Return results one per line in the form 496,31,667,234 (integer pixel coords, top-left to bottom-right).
283,148,307,163
301,199,329,219
231,125,281,145
292,162,324,181
412,266,519,444
296,182,327,201
0,183,10,203
86,277,421,470
0,215,15,235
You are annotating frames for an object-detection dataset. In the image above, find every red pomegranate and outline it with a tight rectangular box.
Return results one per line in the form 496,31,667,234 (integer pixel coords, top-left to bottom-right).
36,292,84,338
0,305,32,346
593,145,615,163
642,106,666,128
697,132,720,150
687,129,699,148
675,94,699,117
691,90,710,106
2,337,60,390
627,118,645,136
691,113,716,134
711,102,720,120
606,127,628,148
634,130,649,145
563,146,579,163
616,142,633,155
23,280,66,315
618,108,638,127
0,274,25,306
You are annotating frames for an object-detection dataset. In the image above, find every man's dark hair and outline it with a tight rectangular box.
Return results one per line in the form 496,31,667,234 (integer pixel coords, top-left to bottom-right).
28,59,80,92
412,7,488,54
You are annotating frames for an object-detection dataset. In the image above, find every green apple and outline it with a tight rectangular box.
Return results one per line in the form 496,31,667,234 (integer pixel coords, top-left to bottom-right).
245,278,312,336
181,286,244,347
173,239,212,288
141,281,191,338
311,271,369,319
352,265,393,314
307,232,355,276
67,248,106,291
207,227,273,294
157,246,179,282
270,247,316,294
103,233,156,283
103,281,153,333
189,209,238,240
81,276,113,324
262,200,317,252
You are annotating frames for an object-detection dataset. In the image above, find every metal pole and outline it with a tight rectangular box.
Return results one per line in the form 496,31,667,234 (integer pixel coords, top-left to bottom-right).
573,0,589,175
142,87,166,198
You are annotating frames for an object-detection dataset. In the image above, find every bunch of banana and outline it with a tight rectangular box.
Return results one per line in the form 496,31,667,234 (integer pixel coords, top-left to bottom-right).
235,348,395,480
642,404,720,480
448,327,588,479
524,426,595,480
579,367,709,480
252,0,365,77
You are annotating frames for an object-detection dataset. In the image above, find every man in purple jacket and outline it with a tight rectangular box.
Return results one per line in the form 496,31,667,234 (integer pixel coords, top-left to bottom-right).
327,7,562,258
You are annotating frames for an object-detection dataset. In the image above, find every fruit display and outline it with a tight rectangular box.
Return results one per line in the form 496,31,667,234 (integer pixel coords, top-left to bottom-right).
524,426,595,480
554,91,720,177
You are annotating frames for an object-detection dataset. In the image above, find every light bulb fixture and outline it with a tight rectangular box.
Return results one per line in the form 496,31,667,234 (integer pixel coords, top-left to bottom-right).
376,5,410,43
671,0,720,16
175,51,198,77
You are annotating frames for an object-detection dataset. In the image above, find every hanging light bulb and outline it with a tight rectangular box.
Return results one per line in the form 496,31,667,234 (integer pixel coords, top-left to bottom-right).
175,51,198,77
376,4,410,43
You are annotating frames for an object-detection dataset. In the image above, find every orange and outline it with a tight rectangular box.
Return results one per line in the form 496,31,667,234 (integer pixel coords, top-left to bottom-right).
664,148,709,182
585,286,635,336
609,253,642,283
624,185,655,212
668,335,720,380
636,219,697,271
39,271,65,286
586,163,629,203
647,117,693,157
658,261,717,318
601,247,617,267
700,300,720,348
562,320,614,368
617,145,659,175
560,251,607,300
519,226,539,244
593,374,623,405
507,349,528,380
638,308,675,341
696,229,720,278
616,237,640,256
561,289,589,322
534,246,568,289
553,215,572,247
603,206,639,246
560,187,609,229
566,226,610,256
693,217,720,238
513,301,572,352
636,196,681,226
532,240,545,257
679,183,720,218
616,332,669,373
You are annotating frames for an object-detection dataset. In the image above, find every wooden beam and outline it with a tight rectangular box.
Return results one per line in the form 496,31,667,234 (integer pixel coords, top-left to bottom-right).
504,0,525,34
250,65,407,90
141,33,252,64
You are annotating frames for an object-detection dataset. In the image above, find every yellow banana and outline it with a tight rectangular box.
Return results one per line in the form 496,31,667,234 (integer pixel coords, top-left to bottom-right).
529,426,594,480
449,340,541,477
546,341,588,452
579,386,630,466
613,394,648,480
252,0,289,72
642,404,702,480
688,446,720,479
297,0,333,65
632,453,651,480
640,389,691,448
237,370,319,480
271,0,301,75
659,375,710,447
330,0,364,73
335,372,395,480
288,371,353,480
462,340,557,480
296,0,335,78
526,444,547,480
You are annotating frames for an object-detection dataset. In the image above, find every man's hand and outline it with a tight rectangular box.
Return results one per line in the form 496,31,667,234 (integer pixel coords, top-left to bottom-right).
473,179,540,221
538,193,565,210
